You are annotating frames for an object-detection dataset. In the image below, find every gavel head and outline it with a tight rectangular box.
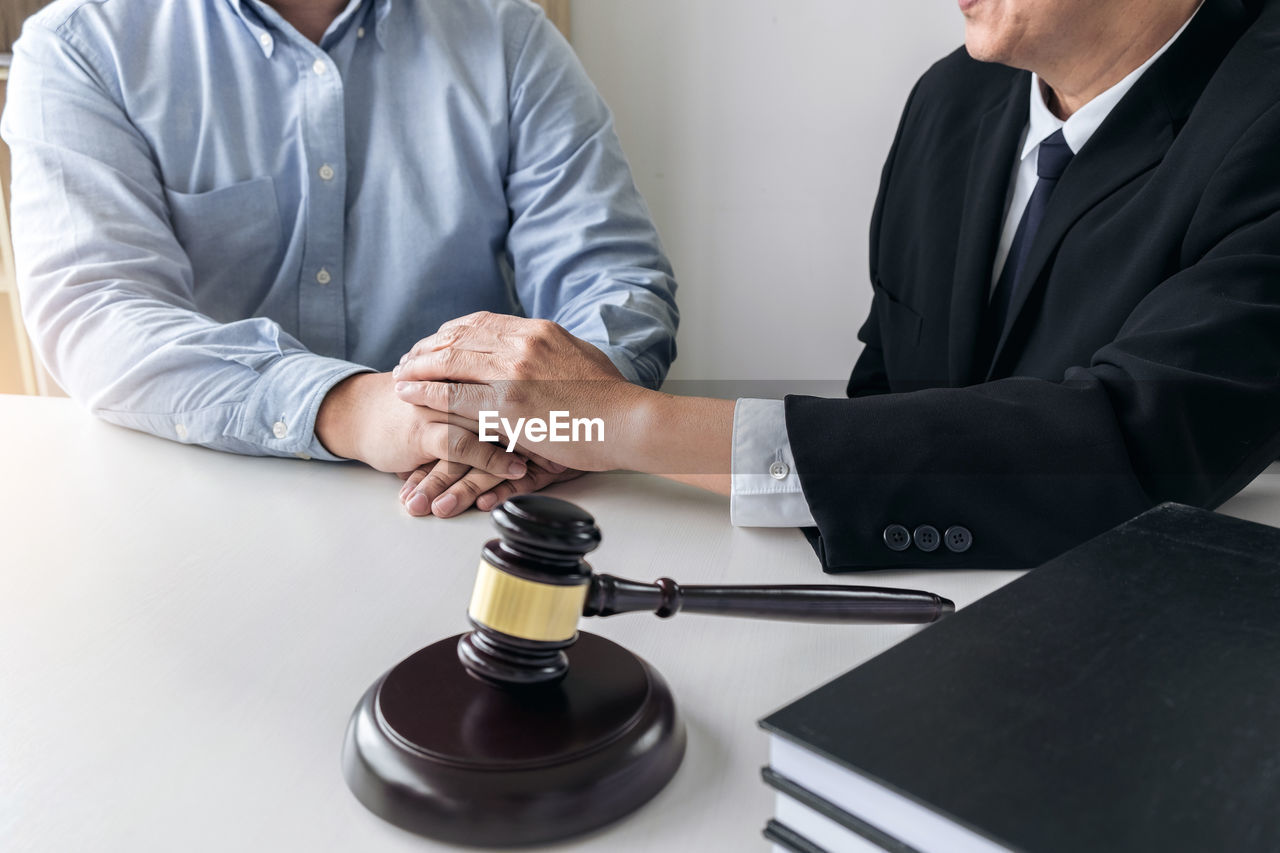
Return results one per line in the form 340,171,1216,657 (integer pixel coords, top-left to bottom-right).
457,495,602,686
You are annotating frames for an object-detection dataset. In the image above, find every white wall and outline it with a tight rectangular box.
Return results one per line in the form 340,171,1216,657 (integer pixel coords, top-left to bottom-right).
572,1,963,386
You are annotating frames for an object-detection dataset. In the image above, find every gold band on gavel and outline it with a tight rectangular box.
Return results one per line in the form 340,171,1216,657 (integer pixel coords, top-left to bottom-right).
467,561,589,642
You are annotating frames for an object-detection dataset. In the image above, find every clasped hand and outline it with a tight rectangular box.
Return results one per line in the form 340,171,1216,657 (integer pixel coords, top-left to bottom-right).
311,313,641,518
390,312,649,514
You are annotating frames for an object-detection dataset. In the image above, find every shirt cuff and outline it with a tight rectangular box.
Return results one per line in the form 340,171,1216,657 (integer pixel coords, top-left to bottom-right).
730,398,817,527
594,342,661,389
225,352,373,461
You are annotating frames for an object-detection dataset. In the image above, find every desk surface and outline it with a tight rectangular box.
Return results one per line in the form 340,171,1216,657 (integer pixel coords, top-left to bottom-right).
2,395,1278,852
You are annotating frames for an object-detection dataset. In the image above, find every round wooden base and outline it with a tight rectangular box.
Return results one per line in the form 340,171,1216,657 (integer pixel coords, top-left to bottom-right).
342,631,686,847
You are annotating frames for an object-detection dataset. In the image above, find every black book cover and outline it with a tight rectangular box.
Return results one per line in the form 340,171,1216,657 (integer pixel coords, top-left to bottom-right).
761,504,1280,853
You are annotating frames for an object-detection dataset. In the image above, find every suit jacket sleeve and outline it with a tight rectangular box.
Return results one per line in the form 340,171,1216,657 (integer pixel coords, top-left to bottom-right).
786,95,1280,571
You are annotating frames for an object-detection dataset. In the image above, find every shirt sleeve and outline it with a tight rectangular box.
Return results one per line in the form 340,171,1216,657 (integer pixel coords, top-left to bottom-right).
2,21,370,460
502,9,678,389
731,398,817,528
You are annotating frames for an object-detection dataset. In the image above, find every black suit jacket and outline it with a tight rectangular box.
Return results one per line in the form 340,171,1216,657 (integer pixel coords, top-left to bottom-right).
786,0,1280,570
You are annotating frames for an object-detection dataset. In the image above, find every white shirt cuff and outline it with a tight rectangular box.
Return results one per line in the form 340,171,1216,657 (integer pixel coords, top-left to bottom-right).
730,398,817,528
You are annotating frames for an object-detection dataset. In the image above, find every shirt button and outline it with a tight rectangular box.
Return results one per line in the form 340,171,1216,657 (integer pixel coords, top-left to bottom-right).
768,460,790,480
319,164,336,181
258,32,273,50
273,421,288,439
174,423,188,440
295,452,312,461
357,27,366,39
316,268,332,285
313,59,328,75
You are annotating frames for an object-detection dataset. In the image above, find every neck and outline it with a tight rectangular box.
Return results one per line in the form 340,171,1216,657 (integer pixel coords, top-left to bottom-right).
264,0,350,44
1039,0,1199,119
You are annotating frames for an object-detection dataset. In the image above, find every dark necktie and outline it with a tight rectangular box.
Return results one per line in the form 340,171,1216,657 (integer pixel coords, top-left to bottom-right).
976,129,1075,370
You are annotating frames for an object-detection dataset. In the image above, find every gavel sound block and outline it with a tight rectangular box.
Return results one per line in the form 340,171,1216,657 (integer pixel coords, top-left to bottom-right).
341,495,954,847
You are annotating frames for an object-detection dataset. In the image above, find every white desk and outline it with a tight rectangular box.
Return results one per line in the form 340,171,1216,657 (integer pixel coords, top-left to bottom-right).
2,395,1277,852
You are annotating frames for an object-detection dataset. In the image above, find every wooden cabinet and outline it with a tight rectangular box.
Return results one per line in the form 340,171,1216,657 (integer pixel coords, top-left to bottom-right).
533,0,571,39
0,68,41,396
2,2,53,394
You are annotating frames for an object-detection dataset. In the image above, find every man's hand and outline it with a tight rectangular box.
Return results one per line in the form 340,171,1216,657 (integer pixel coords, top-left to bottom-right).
392,312,735,490
315,371,530,479
398,459,583,517
391,312,651,472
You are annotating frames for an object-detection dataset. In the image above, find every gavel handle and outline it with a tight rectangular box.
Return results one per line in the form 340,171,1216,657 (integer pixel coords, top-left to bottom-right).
582,574,954,625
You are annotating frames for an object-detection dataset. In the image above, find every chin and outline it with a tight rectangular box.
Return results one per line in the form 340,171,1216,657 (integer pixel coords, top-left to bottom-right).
963,24,1011,64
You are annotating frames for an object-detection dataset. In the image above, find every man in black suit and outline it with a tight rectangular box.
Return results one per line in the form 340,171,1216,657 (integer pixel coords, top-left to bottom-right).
389,0,1280,570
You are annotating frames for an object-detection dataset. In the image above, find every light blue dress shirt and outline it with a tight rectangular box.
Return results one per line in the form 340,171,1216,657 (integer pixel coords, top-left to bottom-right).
3,0,677,460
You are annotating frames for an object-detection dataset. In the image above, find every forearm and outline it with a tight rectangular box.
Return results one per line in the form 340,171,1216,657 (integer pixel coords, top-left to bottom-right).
25,285,365,457
624,391,735,495
504,9,678,389
394,314,728,485
785,378,1153,570
566,294,678,390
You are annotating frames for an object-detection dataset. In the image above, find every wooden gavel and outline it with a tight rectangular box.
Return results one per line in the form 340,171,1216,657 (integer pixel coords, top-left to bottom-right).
458,495,955,686
344,494,956,846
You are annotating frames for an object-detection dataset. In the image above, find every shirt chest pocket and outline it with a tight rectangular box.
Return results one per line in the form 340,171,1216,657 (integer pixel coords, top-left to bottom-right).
164,177,283,317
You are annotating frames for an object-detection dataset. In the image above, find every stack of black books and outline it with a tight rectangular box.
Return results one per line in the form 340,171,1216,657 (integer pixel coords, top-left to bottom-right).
760,504,1280,853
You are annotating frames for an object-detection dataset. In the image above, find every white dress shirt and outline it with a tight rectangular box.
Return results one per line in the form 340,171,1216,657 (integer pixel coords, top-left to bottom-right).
730,7,1201,528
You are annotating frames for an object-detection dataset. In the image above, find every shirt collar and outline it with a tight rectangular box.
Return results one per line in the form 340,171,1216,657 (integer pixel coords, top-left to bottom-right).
1021,1,1203,160
226,0,393,56
370,0,393,48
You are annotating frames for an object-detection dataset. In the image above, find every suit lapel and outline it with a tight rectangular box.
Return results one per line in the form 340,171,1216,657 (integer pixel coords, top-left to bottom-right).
985,0,1250,378
947,74,1028,386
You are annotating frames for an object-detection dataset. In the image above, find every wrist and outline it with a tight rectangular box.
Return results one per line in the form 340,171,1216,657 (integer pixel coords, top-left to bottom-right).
316,372,384,461
613,386,666,471
621,391,734,479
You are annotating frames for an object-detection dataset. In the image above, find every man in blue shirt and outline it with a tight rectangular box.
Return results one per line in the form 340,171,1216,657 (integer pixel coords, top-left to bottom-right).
2,0,678,517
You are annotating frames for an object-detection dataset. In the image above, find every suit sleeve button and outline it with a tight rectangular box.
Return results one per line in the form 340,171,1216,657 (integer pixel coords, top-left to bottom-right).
944,526,973,553
913,525,940,552
883,524,911,552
